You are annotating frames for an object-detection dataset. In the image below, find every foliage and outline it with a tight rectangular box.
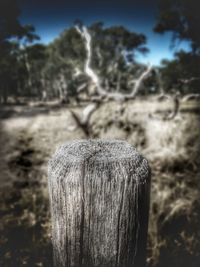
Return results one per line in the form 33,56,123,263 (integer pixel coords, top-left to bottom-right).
154,0,200,54
0,0,40,103
36,22,150,101
159,51,200,93
155,0,200,93
1,0,200,102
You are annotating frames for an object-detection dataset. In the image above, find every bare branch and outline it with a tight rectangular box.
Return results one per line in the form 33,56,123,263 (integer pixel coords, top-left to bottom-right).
128,64,152,98
179,77,200,85
75,24,152,102
156,93,171,101
150,92,180,121
82,103,100,125
73,67,82,78
165,93,180,120
68,102,100,137
77,83,88,93
182,93,200,102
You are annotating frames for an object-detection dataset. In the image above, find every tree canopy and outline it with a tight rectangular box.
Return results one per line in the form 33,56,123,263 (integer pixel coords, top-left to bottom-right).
0,0,199,103
154,0,200,54
0,0,40,103
155,0,200,94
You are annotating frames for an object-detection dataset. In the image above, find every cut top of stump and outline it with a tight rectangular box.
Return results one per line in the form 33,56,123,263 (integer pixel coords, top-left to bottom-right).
49,139,150,185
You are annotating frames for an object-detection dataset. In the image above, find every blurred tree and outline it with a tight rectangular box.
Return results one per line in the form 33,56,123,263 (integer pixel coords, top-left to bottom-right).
0,0,40,103
22,44,47,98
90,22,149,93
154,0,200,54
42,29,85,103
0,0,24,44
43,23,149,101
160,51,200,94
155,0,200,94
0,0,22,102
0,6,150,103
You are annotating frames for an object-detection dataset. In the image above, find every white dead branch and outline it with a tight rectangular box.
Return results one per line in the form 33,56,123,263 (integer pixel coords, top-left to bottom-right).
182,93,200,102
77,82,88,93
150,92,180,121
81,103,99,125
179,77,200,85
75,25,106,97
165,93,180,120
156,93,171,101
73,67,82,77
75,24,152,101
68,102,100,136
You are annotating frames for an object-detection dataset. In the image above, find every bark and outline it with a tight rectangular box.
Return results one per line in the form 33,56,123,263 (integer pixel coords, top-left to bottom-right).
24,50,32,89
48,140,151,267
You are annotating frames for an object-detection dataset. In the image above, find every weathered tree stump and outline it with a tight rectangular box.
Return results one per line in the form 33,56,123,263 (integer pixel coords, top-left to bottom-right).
48,139,151,267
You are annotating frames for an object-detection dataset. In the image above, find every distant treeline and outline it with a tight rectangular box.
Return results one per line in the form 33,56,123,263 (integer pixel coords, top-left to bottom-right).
0,0,200,103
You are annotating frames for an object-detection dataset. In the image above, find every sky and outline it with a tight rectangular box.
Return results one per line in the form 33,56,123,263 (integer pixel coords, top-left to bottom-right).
19,0,190,66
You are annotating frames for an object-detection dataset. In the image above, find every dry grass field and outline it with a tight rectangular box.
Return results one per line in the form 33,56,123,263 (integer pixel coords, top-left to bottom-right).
0,99,200,266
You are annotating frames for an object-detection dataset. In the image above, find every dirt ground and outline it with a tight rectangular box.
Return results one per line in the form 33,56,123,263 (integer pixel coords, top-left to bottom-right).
0,100,200,267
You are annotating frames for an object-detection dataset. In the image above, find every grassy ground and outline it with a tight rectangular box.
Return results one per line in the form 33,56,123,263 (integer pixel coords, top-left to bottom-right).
0,99,200,266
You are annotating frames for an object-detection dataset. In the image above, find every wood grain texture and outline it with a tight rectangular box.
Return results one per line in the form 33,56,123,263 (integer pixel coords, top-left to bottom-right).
48,140,151,267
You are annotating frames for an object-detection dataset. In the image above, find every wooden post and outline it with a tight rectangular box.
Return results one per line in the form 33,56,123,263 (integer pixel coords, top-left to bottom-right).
48,140,151,267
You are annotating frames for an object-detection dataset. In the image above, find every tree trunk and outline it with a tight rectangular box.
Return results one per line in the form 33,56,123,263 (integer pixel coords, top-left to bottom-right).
48,140,151,267
3,88,8,104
